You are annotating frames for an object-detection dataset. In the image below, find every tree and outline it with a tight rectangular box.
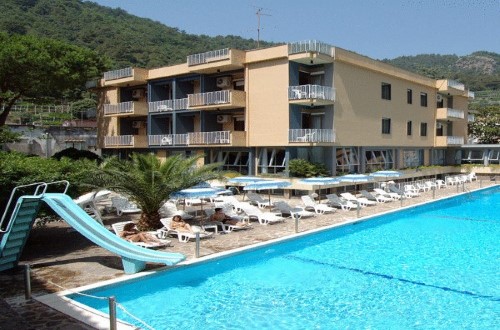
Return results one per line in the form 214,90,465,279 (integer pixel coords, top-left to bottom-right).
0,33,107,126
92,153,224,230
468,106,500,144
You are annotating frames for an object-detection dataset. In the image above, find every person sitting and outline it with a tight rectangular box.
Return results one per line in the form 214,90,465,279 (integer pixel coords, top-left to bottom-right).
210,207,250,227
170,214,194,232
120,222,162,244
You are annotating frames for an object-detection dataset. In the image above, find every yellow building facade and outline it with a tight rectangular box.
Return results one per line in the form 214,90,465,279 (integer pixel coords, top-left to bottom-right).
97,40,473,175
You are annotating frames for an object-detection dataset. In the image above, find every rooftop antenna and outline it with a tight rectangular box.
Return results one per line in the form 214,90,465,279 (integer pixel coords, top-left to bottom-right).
255,7,271,48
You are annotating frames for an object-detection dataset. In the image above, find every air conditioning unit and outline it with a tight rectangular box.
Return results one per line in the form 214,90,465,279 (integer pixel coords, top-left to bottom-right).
132,121,144,128
216,115,230,123
132,89,144,99
436,94,443,102
216,76,232,88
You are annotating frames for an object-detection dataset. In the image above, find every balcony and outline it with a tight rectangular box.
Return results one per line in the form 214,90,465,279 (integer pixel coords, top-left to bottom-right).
103,101,148,117
288,40,334,65
288,85,335,106
187,90,246,110
436,108,465,121
289,129,336,143
435,136,464,147
149,131,246,147
187,48,245,74
436,79,467,96
104,135,148,148
468,114,475,123
149,98,188,113
102,67,148,87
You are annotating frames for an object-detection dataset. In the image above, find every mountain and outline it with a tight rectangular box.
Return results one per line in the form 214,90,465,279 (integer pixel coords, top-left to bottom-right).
0,0,498,106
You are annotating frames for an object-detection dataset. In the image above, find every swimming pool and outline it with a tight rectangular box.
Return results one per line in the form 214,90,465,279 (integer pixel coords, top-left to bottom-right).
69,186,499,329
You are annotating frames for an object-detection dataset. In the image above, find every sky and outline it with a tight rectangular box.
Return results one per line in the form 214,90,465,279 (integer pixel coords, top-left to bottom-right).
88,0,499,60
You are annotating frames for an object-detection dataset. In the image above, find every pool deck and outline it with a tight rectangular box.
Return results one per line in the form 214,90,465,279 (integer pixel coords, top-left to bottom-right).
0,180,497,329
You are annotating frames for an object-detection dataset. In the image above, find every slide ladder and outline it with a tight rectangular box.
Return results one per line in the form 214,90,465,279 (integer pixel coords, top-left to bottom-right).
0,181,185,274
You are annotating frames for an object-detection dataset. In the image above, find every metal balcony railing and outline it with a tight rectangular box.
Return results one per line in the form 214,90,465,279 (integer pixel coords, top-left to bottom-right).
446,80,465,91
446,108,465,119
187,48,230,66
288,85,335,101
149,134,188,146
188,90,230,107
447,136,465,145
149,131,231,146
103,67,133,81
289,129,335,143
149,98,188,113
104,135,133,146
288,40,334,57
104,102,134,115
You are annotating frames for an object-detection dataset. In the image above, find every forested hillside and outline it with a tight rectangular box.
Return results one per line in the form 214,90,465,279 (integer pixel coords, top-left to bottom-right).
0,0,498,107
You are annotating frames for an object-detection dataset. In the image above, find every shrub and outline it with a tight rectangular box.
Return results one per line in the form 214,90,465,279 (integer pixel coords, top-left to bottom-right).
289,159,330,177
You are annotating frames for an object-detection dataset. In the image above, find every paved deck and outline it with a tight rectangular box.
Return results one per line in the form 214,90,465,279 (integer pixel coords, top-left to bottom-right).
0,180,496,329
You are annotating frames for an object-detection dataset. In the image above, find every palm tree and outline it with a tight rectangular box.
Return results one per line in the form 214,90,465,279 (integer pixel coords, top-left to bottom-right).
93,153,223,230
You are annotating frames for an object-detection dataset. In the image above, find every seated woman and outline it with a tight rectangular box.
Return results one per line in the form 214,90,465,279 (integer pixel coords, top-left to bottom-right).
120,222,162,244
171,214,194,232
210,207,249,227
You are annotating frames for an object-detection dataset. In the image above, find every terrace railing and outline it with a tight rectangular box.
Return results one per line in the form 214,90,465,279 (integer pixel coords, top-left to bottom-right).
103,67,133,81
288,85,335,101
288,40,334,57
289,129,335,143
104,135,133,147
149,98,188,113
104,102,134,115
187,48,230,66
188,90,230,107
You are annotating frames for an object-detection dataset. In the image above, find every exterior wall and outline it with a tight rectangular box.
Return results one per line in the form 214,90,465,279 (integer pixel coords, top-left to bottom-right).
246,57,290,146
333,57,436,147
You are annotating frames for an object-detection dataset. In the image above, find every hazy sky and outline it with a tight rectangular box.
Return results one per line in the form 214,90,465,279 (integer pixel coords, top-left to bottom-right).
88,0,500,59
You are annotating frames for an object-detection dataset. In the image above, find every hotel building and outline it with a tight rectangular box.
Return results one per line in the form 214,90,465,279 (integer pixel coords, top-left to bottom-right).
97,40,474,176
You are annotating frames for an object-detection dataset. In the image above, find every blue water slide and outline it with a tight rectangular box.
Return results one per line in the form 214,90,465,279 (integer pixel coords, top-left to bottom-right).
41,193,185,273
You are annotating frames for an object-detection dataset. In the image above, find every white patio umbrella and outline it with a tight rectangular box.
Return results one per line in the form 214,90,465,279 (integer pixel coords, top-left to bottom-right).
228,176,270,200
170,186,227,220
299,177,340,202
339,174,375,194
369,170,402,178
243,180,291,205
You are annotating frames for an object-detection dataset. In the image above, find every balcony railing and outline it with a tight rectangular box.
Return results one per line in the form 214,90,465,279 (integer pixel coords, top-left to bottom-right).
188,90,230,107
447,136,464,145
149,98,188,113
467,90,475,99
103,67,133,81
289,129,335,143
468,114,475,122
104,102,134,115
288,85,335,101
288,40,333,57
104,135,133,147
187,48,230,66
149,131,232,146
446,80,465,91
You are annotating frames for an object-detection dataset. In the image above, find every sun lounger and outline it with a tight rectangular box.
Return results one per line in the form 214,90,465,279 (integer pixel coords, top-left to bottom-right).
301,195,336,214
373,188,401,200
360,190,392,203
340,192,377,207
111,221,171,248
326,194,357,211
159,218,214,243
238,203,285,225
273,201,315,219
246,192,271,208
111,196,141,216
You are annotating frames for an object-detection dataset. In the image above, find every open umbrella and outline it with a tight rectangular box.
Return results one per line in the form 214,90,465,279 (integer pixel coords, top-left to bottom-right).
170,186,227,220
300,177,340,202
243,180,291,205
339,174,374,194
369,170,402,178
228,176,270,200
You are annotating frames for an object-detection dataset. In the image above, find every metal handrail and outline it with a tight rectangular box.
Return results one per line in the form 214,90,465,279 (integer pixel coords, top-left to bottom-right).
0,180,70,232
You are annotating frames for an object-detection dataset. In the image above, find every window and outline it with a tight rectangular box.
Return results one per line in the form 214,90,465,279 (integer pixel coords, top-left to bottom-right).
407,121,412,136
336,147,360,174
365,149,394,172
420,122,427,136
420,92,428,107
381,83,391,100
407,89,412,104
382,118,391,134
403,149,424,167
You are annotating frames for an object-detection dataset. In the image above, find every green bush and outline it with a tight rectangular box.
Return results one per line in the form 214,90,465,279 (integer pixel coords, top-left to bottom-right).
289,159,330,178
52,147,102,163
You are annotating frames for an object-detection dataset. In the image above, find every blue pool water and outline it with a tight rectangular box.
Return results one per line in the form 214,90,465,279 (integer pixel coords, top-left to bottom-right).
71,187,499,329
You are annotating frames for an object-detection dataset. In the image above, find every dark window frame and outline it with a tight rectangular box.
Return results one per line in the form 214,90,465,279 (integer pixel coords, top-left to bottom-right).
382,118,391,134
381,83,391,100
420,92,428,107
420,122,428,136
407,120,412,136
407,89,412,104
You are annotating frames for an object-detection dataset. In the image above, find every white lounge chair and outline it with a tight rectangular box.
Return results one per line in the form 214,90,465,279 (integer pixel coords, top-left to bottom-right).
326,194,357,211
273,201,315,220
388,185,414,198
424,181,437,190
403,185,421,197
159,218,214,243
111,196,141,216
360,190,392,203
111,221,171,248
416,183,430,192
73,190,111,225
204,207,250,233
159,201,194,220
301,195,336,214
246,192,271,208
436,180,446,189
468,172,477,182
340,192,377,207
239,203,285,225
373,188,401,200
